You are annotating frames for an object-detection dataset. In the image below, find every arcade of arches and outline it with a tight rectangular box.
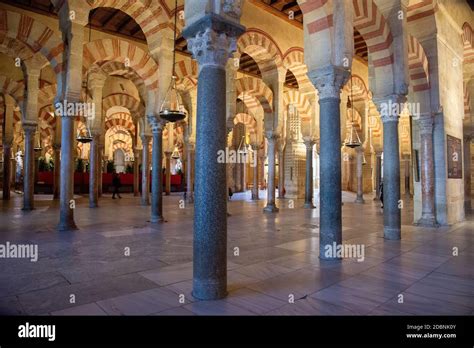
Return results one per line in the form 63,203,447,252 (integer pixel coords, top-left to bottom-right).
0,0,473,315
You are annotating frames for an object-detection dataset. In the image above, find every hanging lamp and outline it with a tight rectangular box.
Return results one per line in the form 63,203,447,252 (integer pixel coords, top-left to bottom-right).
344,74,362,148
171,145,180,159
159,0,186,123
77,21,94,144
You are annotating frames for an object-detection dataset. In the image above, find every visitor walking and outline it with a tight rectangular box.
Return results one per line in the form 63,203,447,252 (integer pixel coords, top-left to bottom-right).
112,171,122,199
379,180,384,209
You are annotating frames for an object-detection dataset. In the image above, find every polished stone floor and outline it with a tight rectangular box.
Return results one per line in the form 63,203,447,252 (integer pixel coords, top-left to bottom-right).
0,190,473,315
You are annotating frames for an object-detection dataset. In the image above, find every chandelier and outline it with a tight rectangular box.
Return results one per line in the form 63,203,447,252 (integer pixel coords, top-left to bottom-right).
344,74,362,148
159,0,186,123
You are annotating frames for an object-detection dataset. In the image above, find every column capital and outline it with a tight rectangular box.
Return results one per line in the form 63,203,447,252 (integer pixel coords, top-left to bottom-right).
140,134,152,143
417,113,434,135
184,14,245,69
22,122,37,134
373,94,407,123
308,66,350,100
265,131,280,143
303,136,315,149
147,115,166,134
53,143,61,151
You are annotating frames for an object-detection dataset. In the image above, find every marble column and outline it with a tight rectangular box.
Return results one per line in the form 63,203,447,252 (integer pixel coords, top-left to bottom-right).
98,144,104,198
89,133,100,208
465,135,472,213
374,151,382,201
186,142,195,203
141,135,151,206
355,146,365,203
264,132,279,213
184,14,245,300
165,151,171,195
417,114,437,225
278,141,285,198
251,144,259,200
310,66,349,259
303,138,315,208
148,117,165,223
22,124,36,210
2,141,12,200
133,149,140,196
404,155,411,197
376,96,404,240
53,144,60,199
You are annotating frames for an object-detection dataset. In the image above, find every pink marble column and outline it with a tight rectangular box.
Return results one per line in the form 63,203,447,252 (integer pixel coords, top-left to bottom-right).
417,114,437,226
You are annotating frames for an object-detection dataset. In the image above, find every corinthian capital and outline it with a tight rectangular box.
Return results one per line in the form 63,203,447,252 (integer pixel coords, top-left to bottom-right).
308,66,350,100
146,115,166,134
183,14,245,69
373,94,407,123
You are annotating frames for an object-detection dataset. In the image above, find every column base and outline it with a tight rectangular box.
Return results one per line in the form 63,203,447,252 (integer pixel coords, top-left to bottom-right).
354,197,365,204
373,197,380,201
304,202,315,209
89,202,98,208
384,227,401,240
57,220,78,232
263,204,279,213
415,216,439,227
192,280,227,300
21,206,34,211
141,200,150,206
150,215,165,223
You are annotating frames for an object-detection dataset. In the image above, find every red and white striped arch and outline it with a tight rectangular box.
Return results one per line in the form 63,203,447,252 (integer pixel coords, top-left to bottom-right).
0,9,64,74
237,29,283,75
343,74,369,103
407,0,436,23
408,35,429,92
105,113,136,136
352,0,394,71
83,39,159,89
235,77,273,115
462,23,474,64
175,59,198,83
38,105,56,129
0,76,24,106
0,35,34,63
283,90,312,122
86,0,170,45
464,82,471,120
234,113,258,134
102,93,141,113
282,47,312,90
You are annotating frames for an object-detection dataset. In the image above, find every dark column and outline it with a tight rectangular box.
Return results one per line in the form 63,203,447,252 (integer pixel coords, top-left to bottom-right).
2,142,12,200
186,142,194,203
374,151,382,201
89,134,99,208
53,144,60,199
416,114,437,225
278,142,285,198
98,144,104,198
22,124,36,210
303,138,315,208
264,132,279,213
184,14,245,300
404,155,411,197
310,66,349,259
133,149,140,196
141,135,151,206
251,144,259,200
376,96,404,240
355,146,365,203
147,117,165,223
165,151,171,195
464,135,472,214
